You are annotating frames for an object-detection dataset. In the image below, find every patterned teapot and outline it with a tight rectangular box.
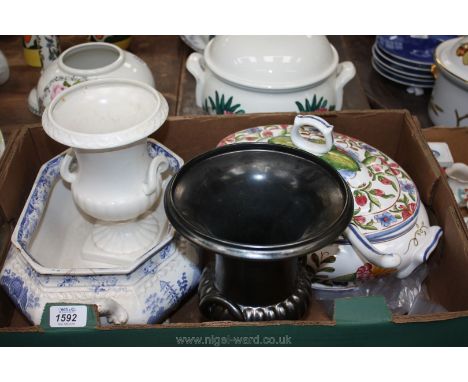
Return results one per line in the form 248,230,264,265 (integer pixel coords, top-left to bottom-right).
218,115,443,288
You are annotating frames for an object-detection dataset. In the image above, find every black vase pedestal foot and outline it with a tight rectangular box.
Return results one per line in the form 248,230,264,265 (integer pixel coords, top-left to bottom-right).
198,257,312,321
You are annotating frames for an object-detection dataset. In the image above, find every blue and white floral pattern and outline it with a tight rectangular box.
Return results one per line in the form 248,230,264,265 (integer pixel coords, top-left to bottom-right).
143,272,191,324
0,269,40,321
1,236,201,325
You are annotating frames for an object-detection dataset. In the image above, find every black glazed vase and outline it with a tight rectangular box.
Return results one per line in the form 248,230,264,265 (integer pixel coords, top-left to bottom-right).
164,143,353,321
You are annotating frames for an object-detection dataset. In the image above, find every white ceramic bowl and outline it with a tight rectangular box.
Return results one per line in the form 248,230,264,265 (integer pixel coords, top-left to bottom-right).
187,35,356,114
429,36,468,127
28,42,155,115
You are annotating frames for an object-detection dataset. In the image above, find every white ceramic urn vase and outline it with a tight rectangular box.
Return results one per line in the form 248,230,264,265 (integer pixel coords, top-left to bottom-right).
42,79,170,258
187,35,356,114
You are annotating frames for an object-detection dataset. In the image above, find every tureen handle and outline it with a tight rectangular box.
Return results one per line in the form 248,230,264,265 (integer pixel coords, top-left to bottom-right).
143,155,170,196
60,150,78,184
290,115,334,155
334,62,356,110
344,224,402,269
186,52,206,108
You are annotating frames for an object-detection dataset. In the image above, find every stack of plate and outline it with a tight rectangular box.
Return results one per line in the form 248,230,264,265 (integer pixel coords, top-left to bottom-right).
372,35,456,89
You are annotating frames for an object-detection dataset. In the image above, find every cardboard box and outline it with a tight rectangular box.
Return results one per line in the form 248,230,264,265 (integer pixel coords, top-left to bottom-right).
0,110,467,346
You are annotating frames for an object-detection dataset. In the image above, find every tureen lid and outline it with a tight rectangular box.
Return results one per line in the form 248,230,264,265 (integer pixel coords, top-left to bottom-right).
435,36,468,83
203,36,339,90
218,124,420,241
42,79,168,150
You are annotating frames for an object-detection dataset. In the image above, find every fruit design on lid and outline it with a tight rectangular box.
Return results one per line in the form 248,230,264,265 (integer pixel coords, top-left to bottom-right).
456,42,468,65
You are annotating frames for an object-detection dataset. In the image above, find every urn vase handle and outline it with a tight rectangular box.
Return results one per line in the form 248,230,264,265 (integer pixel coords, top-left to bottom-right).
60,150,78,183
143,155,170,196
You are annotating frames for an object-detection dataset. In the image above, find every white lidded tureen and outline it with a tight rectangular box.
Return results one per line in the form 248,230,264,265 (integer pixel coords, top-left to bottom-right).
429,36,468,127
187,36,356,115
218,115,443,287
28,42,155,115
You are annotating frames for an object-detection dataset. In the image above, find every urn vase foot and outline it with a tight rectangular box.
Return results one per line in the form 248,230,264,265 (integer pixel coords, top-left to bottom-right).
81,208,169,266
198,261,312,321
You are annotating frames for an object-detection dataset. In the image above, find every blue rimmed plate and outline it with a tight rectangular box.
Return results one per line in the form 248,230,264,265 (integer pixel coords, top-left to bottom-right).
372,58,434,88
376,35,457,65
372,44,433,79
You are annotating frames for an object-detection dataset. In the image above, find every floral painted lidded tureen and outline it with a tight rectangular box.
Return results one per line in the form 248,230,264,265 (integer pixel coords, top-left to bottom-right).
218,116,443,286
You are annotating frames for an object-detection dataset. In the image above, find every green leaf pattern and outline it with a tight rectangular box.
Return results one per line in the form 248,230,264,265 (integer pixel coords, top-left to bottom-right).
203,91,245,115
296,94,336,112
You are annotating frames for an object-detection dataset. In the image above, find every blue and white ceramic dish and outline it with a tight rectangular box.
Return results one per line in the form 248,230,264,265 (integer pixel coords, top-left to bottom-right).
1,139,202,325
373,44,432,72
376,35,457,65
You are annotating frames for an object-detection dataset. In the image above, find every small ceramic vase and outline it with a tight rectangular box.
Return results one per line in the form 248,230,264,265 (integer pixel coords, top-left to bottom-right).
0,49,9,85
28,42,155,115
218,115,443,287
42,79,169,259
22,35,61,68
446,163,468,207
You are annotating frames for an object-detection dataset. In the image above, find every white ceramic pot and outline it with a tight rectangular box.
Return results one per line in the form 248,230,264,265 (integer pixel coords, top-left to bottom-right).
187,36,356,114
0,49,9,85
218,116,443,286
42,79,169,257
28,42,155,115
428,36,468,127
